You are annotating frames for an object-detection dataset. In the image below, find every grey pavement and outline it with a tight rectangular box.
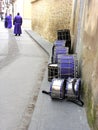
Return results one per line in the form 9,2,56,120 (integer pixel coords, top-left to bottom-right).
26,31,90,130
0,21,48,130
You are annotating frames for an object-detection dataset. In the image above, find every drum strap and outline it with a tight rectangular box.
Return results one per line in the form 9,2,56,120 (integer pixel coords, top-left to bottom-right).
42,90,65,100
66,78,84,106
42,90,84,106
42,90,50,96
67,98,84,107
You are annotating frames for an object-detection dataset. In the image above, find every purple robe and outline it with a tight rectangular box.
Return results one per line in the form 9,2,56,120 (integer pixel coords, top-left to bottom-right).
14,15,22,35
4,15,8,28
7,15,12,28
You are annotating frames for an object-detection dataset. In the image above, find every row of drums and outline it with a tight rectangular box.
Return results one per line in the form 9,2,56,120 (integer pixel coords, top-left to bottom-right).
48,54,78,81
51,40,70,63
48,40,78,82
49,77,84,106
46,30,83,105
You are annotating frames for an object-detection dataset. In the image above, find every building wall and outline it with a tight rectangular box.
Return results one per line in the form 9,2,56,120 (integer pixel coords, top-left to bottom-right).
14,0,31,28
71,0,98,130
31,0,72,42
0,0,4,14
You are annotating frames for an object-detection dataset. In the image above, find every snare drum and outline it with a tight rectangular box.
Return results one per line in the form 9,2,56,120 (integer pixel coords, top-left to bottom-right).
54,40,66,47
58,54,78,79
53,46,69,63
50,78,65,99
65,77,81,98
48,63,58,82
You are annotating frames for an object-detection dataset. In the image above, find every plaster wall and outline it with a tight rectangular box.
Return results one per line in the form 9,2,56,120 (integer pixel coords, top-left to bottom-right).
82,1,98,129
71,0,98,129
31,0,72,42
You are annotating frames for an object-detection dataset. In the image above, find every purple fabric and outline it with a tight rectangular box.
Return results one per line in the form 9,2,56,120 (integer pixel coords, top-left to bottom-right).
7,15,12,28
4,16,8,28
14,15,22,35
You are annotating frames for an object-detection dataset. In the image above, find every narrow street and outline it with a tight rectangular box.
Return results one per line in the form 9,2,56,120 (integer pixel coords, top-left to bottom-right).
0,21,48,130
0,20,90,130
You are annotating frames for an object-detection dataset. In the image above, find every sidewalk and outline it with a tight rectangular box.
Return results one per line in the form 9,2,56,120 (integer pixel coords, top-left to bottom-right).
26,30,90,130
0,21,48,130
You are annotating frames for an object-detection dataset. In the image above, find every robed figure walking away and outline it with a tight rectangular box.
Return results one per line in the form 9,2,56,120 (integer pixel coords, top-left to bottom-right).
13,13,22,36
4,13,8,28
7,14,12,29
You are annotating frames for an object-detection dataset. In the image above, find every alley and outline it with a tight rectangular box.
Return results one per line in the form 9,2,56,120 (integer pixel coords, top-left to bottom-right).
0,21,48,130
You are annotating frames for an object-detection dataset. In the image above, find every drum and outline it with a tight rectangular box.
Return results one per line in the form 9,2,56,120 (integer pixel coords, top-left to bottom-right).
57,29,70,40
48,63,58,82
50,78,65,99
53,46,69,63
58,54,78,79
65,77,81,98
54,40,66,47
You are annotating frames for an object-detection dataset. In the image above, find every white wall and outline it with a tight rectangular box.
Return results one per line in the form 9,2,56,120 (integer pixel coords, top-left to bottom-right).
14,0,31,29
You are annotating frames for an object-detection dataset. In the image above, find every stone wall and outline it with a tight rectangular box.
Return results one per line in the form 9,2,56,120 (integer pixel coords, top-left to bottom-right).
31,0,72,42
71,0,98,130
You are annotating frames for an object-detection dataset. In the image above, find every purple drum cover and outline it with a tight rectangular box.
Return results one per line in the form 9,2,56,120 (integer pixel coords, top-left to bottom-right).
58,55,77,79
54,40,65,46
60,69,74,73
53,47,69,63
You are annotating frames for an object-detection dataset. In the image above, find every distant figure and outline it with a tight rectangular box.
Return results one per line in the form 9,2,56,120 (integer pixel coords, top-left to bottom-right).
13,13,22,36
7,14,12,29
4,13,8,28
1,15,3,21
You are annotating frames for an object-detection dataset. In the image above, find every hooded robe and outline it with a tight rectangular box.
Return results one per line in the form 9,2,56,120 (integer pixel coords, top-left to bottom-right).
7,15,12,28
14,14,22,35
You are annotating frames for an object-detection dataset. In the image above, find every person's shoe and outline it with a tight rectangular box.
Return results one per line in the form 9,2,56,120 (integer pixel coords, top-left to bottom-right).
15,34,17,36
19,34,20,36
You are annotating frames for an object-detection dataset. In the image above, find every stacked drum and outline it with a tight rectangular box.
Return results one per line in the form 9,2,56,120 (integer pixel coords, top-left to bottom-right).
48,39,69,82
47,29,83,106
57,29,71,53
48,29,79,81
54,40,66,46
50,78,65,99
57,29,71,41
53,46,69,63
58,54,78,79
48,29,73,82
48,63,58,82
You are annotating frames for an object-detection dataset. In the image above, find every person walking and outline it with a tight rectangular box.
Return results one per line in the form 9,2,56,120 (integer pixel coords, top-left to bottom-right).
7,14,12,29
1,14,3,21
4,13,8,28
13,13,22,36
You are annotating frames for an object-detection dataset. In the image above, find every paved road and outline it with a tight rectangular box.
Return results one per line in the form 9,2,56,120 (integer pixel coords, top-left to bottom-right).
0,21,48,130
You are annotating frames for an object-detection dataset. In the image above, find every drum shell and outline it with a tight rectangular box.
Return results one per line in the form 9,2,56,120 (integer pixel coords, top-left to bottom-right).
48,63,58,82
51,45,69,63
57,29,71,40
58,55,78,79
53,47,69,63
57,29,71,53
65,77,81,98
50,78,65,99
54,40,66,47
